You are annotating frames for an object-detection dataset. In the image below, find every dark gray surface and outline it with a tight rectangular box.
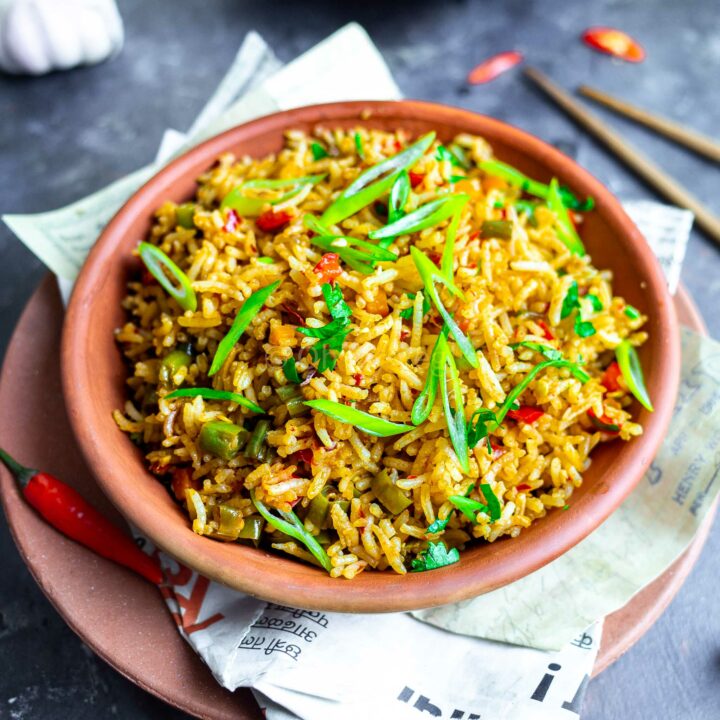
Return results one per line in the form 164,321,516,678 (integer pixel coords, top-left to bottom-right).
1,1,719,718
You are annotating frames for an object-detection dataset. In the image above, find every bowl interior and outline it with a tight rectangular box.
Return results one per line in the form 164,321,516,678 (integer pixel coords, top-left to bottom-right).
62,100,679,612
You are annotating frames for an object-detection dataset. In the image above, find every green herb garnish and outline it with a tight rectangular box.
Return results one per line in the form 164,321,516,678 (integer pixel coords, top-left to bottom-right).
440,335,469,473
574,320,596,337
304,399,414,437
436,145,462,167
561,281,596,337
282,357,301,384
165,388,263,414
209,281,280,376
138,242,197,312
251,491,332,572
411,327,450,425
321,132,435,226
354,132,365,159
297,283,352,372
388,170,410,224
547,178,585,255
510,341,563,361
426,516,451,534
257,256,275,264
624,305,641,320
615,340,653,411
221,174,326,217
587,294,604,312
410,247,478,368
410,541,460,572
311,142,329,160
480,483,502,521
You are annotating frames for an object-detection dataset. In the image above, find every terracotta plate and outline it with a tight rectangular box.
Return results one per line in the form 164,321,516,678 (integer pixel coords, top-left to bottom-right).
0,277,711,718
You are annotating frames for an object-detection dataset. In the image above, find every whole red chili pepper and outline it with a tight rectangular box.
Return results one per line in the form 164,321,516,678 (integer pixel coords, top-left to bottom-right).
0,448,163,585
467,51,524,85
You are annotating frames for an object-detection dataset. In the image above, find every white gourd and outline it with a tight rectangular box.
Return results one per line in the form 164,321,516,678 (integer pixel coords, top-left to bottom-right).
0,0,123,75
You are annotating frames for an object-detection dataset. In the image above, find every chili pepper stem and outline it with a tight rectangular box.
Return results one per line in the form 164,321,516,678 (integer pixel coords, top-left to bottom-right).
0,447,37,488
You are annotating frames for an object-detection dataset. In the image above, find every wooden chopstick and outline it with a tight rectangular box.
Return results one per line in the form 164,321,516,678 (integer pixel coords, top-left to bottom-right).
524,66,720,248
578,85,720,164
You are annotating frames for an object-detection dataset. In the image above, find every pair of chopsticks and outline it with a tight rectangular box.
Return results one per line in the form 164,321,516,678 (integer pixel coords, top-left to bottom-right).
524,67,720,247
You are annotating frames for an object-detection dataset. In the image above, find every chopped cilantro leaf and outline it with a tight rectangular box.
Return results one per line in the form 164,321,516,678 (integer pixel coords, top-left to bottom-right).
561,280,580,319
426,516,451,534
411,541,460,572
624,305,641,320
282,357,301,383
311,142,329,160
574,319,596,337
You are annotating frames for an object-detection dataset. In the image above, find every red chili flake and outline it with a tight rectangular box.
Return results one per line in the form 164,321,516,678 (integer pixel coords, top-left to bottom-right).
281,303,306,327
408,171,425,188
582,27,645,63
468,230,481,242
428,252,441,266
467,50,524,85
313,253,342,285
400,329,410,342
536,320,554,341
467,262,477,269
288,498,301,508
516,483,531,492
223,208,240,233
490,442,506,460
457,317,471,333
353,373,363,386
149,462,171,476
256,209,292,233
141,269,156,286
601,361,623,392
507,406,545,424
394,139,403,151
291,448,314,465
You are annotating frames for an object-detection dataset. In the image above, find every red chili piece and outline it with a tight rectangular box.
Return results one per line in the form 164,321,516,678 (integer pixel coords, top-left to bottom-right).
489,442,506,460
0,448,163,585
507,406,545,424
313,253,342,285
581,27,645,63
408,171,425,188
223,209,240,233
536,320,554,341
516,483,531,492
467,51,524,85
353,373,364,386
256,209,292,233
601,361,623,392
291,448,314,465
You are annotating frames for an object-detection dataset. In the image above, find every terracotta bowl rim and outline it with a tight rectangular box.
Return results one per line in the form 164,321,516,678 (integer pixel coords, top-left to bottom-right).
61,99,681,612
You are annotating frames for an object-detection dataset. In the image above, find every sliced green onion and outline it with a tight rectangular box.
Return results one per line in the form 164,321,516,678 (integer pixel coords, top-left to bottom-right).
388,170,410,224
311,142,329,160
209,281,280,376
283,357,301,383
354,132,365,159
440,337,469,473
221,174,325,217
410,247,478,368
615,340,653,411
624,305,641,320
587,294,604,312
509,341,562,361
448,143,471,169
257,256,275,264
491,358,589,428
241,173,326,189
479,483,502,522
368,194,469,242
320,132,435,226
548,178,585,255
166,387,264,414
304,214,396,274
440,203,465,281
250,490,332,572
411,328,450,425
138,242,197,312
574,319,596,337
304,399,413,437
479,159,593,211
449,495,488,523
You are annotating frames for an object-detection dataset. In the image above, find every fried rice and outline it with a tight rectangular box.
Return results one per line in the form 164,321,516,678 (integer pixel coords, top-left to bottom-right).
113,126,648,579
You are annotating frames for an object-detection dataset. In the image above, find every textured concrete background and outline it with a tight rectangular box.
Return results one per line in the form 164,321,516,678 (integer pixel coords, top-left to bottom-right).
1,0,719,718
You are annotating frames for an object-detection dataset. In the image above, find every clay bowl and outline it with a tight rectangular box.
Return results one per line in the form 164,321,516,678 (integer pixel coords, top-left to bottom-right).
62,100,680,612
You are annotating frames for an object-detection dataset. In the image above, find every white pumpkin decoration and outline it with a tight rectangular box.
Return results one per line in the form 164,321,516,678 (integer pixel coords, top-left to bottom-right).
0,0,123,75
